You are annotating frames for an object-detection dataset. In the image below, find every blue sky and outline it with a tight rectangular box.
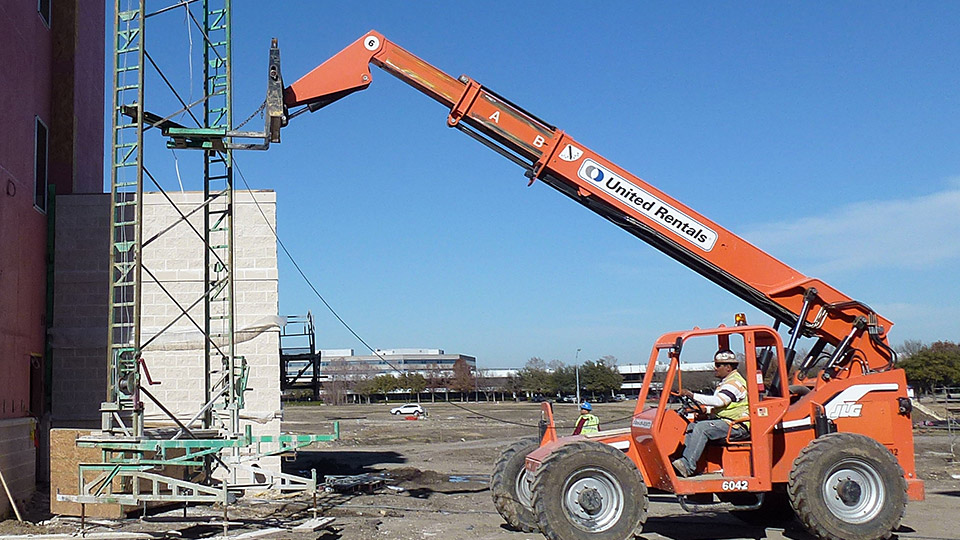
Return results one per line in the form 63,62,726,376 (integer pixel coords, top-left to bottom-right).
112,2,960,369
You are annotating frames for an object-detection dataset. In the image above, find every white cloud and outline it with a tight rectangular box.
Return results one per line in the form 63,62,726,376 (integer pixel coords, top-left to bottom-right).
743,186,960,274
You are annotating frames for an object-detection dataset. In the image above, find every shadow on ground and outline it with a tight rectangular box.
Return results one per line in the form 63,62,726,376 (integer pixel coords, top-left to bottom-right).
640,515,816,540
283,450,406,476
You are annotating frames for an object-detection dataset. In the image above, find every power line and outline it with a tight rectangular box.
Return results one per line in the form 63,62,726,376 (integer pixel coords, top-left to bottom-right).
233,152,657,432
232,157,544,428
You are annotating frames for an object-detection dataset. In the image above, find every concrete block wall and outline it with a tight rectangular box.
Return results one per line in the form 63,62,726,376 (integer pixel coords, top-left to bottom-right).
138,192,280,441
0,418,36,518
53,191,281,473
51,194,110,422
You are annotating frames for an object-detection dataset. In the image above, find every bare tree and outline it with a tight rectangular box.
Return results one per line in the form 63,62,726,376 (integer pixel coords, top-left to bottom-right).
451,358,475,401
426,364,448,403
897,339,925,360
476,369,492,401
323,357,352,405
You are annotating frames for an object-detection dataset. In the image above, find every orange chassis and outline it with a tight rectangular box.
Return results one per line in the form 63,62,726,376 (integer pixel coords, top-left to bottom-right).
525,325,923,502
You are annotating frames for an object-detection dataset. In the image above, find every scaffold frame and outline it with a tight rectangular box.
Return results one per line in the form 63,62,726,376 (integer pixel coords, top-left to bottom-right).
66,0,333,512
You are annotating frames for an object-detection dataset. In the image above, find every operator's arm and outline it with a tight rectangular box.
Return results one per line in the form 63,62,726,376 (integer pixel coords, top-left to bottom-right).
692,392,730,408
681,381,744,407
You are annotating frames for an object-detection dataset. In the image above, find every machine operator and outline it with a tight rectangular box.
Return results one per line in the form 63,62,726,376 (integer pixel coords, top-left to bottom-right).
672,349,750,478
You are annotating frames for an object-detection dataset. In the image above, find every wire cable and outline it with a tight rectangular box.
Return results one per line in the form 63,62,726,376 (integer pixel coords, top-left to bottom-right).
232,156,640,431
231,158,417,374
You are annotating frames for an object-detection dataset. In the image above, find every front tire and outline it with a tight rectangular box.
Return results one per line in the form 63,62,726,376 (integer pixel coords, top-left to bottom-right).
491,437,541,532
788,433,907,540
532,441,647,540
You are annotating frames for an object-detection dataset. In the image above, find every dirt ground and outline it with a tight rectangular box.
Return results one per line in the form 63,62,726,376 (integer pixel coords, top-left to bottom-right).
2,400,959,539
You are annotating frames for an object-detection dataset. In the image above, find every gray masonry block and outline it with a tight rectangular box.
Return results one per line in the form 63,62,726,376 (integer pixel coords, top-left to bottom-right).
0,418,37,519
52,192,282,476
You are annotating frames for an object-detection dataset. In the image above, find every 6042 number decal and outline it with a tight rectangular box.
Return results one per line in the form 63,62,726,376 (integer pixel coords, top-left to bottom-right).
721,480,749,491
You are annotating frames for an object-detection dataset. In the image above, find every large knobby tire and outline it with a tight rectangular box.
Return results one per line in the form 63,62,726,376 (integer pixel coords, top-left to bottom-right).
788,433,907,540
491,437,541,532
531,441,647,540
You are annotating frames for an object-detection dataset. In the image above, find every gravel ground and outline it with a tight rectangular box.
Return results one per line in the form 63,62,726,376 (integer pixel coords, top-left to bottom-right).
1,400,957,539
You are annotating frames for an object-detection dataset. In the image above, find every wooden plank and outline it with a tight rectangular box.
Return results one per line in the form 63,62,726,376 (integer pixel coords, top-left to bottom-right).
49,429,127,518
292,516,335,531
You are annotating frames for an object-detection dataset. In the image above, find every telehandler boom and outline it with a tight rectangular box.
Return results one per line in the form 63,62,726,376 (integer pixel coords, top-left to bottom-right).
274,31,922,540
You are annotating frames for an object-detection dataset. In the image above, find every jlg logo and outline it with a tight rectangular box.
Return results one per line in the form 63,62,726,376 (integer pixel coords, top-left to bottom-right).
822,383,899,420
826,402,863,419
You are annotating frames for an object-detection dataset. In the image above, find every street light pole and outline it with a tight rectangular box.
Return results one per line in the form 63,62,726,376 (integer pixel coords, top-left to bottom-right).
575,348,582,405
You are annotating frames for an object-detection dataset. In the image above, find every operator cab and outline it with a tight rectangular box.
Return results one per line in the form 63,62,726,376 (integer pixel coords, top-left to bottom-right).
630,323,791,502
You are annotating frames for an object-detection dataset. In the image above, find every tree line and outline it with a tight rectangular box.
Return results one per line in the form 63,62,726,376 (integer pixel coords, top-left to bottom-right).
896,340,960,394
511,356,624,401
316,355,625,405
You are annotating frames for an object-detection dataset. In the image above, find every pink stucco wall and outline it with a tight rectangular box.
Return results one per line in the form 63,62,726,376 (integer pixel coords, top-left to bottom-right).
0,1,104,420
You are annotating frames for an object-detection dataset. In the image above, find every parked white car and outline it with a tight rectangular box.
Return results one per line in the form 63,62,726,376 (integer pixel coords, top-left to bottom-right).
390,403,426,416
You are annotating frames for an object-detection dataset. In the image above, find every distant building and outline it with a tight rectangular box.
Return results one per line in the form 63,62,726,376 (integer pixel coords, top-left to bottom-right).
472,362,715,398
318,349,476,378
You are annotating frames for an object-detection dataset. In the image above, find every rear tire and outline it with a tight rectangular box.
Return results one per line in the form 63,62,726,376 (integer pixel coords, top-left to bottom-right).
532,441,647,540
491,437,540,532
788,433,907,540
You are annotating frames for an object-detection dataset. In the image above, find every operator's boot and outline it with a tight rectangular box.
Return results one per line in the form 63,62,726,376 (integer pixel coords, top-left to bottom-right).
672,458,693,478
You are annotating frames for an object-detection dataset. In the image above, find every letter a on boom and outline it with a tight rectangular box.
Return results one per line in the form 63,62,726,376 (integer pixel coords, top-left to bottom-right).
489,111,500,123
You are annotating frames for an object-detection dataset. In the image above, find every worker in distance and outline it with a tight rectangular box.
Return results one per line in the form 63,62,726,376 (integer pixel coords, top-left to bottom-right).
572,401,600,435
672,349,750,478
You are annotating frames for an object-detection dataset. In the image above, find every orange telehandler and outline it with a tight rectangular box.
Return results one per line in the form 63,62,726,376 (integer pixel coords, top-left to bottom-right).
272,31,923,540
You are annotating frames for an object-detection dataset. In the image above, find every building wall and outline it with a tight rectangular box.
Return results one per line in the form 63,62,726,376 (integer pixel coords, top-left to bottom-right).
0,0,54,423
51,194,110,421
0,418,36,518
0,1,104,519
52,191,281,472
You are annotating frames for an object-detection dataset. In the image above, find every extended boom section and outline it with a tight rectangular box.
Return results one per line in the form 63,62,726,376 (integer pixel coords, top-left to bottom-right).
283,31,895,378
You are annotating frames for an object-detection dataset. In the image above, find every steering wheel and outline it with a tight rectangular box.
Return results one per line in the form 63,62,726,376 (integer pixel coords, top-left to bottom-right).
670,391,705,416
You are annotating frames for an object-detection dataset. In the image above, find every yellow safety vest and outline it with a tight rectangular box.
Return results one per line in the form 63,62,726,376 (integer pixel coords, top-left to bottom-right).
715,371,750,428
579,413,600,434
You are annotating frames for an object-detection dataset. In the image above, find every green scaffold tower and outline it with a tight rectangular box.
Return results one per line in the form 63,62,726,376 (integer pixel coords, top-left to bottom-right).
60,0,333,515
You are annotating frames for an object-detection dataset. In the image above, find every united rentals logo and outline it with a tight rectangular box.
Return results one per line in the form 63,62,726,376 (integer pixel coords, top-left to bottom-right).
578,159,718,251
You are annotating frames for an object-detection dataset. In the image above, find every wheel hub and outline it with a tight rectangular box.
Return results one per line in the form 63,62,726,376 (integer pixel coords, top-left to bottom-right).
577,487,603,515
561,468,626,533
822,458,884,524
836,478,862,506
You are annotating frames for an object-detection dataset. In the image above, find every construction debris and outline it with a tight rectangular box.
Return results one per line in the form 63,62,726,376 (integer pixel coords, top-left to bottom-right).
323,474,388,494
